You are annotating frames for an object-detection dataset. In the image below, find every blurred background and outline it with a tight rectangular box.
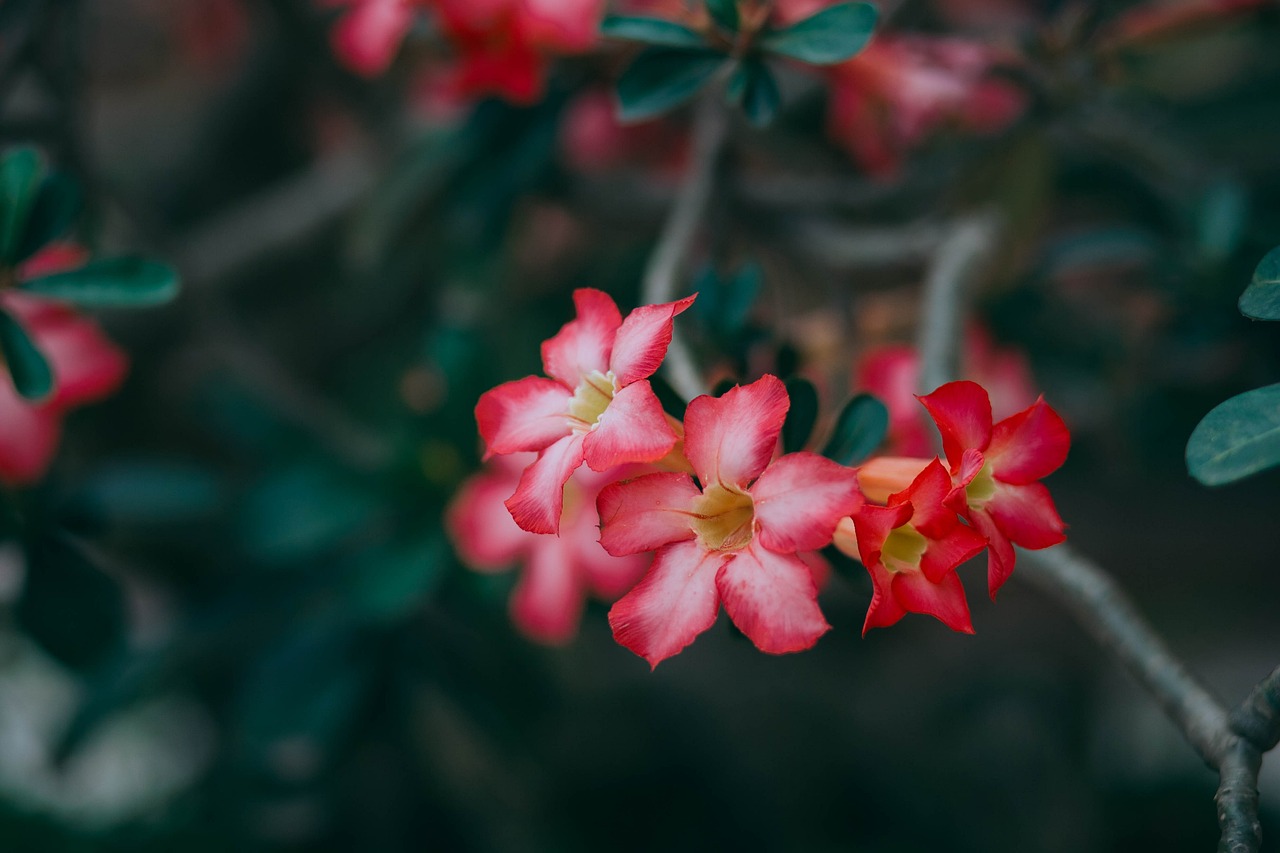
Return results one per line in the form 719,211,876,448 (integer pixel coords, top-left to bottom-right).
0,0,1278,850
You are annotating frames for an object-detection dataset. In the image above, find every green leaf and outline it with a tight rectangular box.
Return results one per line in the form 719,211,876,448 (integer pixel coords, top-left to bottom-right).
1195,180,1246,265
0,147,44,263
705,0,739,31
616,47,726,123
600,15,706,47
15,172,80,263
1186,383,1280,486
17,531,128,672
760,2,877,65
240,466,381,563
348,535,447,623
20,256,180,306
822,393,888,465
782,377,818,453
0,308,53,401
1239,246,1280,321
727,57,780,127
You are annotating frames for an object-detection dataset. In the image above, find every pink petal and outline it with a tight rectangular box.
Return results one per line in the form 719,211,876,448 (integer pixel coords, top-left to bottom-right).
597,472,699,556
891,569,975,634
510,538,583,645
330,0,414,77
752,452,863,553
851,502,913,571
986,481,1067,550
717,544,830,655
918,521,988,584
799,550,832,590
505,433,585,534
917,380,993,468
0,391,62,486
971,508,1015,598
608,539,726,668
476,376,571,457
683,375,789,490
446,466,532,570
899,457,955,540
582,380,677,471
517,0,603,52
608,295,696,387
861,561,908,634
985,397,1070,485
540,288,622,388
944,448,986,515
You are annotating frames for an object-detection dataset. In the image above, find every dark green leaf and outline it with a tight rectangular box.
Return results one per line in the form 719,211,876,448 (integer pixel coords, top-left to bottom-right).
1186,383,1280,486
782,377,818,453
17,531,127,672
20,256,179,306
0,146,43,263
1195,180,1246,265
0,309,53,400
1240,246,1280,321
601,15,706,47
705,0,739,31
822,393,889,465
760,2,877,65
349,535,447,623
240,467,381,563
727,57,781,127
616,47,726,122
72,460,224,527
15,172,80,263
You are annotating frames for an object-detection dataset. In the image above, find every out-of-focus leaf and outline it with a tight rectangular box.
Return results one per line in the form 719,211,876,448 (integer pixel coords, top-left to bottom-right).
1187,382,1280,486
727,57,780,127
600,16,706,47
72,460,225,527
782,377,818,453
20,257,179,306
240,467,381,563
17,531,127,672
705,0,739,31
1040,227,1160,279
822,393,888,465
616,47,726,122
1239,245,1280,320
694,261,762,338
15,173,80,263
0,146,43,263
760,2,877,65
1195,180,1247,264
348,534,447,623
0,308,53,401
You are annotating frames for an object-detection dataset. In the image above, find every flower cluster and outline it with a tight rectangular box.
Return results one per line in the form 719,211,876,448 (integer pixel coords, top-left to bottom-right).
450,290,1070,665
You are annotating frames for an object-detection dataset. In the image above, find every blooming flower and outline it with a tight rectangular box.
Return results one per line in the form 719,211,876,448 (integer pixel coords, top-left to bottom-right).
836,458,987,634
597,375,863,667
918,380,1069,598
0,245,129,486
447,453,648,644
475,288,694,534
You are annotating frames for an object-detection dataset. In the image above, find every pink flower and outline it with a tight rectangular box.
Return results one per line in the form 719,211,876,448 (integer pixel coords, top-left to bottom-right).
918,380,1069,598
475,288,694,534
0,245,129,486
447,454,648,644
598,375,863,667
855,324,1038,456
838,459,987,634
323,0,416,77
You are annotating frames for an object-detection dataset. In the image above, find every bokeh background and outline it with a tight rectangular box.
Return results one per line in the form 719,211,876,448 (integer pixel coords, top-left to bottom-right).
0,0,1278,850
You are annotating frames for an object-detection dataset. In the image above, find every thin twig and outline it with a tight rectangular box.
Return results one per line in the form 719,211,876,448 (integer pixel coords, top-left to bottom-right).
915,212,1001,395
640,95,729,402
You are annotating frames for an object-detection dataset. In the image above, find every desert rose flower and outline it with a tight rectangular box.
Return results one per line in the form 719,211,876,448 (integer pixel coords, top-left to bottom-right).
447,454,648,644
475,288,694,534
598,375,863,667
918,380,1069,598
836,459,987,634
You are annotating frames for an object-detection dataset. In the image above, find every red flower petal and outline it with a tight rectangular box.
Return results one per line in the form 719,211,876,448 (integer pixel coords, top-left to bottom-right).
684,375,789,490
505,433,585,534
475,376,571,457
582,380,677,471
510,538,583,645
597,472,699,556
985,398,1070,485
899,458,954,540
752,452,863,553
608,295,695,387
862,562,908,634
986,481,1067,550
917,380,993,468
918,521,988,584
0,396,61,486
608,539,726,668
892,569,975,634
851,502,914,570
330,0,414,77
446,465,532,570
717,545,831,655
971,508,1015,598
540,288,622,388
517,0,603,52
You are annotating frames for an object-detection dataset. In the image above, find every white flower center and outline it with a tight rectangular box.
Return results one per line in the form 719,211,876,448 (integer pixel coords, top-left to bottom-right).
567,370,617,431
690,483,755,551
881,523,927,574
965,461,997,509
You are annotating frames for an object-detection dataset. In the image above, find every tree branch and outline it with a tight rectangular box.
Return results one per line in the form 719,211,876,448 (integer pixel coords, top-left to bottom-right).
641,95,729,403
1230,665,1280,752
